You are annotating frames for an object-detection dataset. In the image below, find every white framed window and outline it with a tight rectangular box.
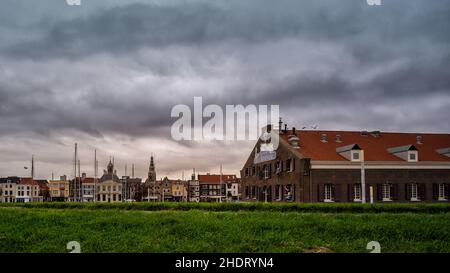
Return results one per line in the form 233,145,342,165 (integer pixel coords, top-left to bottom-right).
410,183,419,201
264,165,270,179
382,184,391,201
408,151,418,162
324,184,334,202
438,184,447,201
353,184,362,202
352,151,361,162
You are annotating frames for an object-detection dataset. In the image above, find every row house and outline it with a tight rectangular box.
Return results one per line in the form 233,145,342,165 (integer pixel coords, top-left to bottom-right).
241,123,450,203
159,177,174,201
48,175,70,202
82,176,95,202
0,176,20,203
225,178,241,201
171,179,187,202
121,176,142,202
198,174,237,202
16,178,43,203
36,180,50,202
187,173,200,202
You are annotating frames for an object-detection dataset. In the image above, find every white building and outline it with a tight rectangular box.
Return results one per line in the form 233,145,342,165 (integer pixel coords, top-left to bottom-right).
0,177,20,203
82,177,96,202
96,161,122,202
226,181,240,201
16,178,43,203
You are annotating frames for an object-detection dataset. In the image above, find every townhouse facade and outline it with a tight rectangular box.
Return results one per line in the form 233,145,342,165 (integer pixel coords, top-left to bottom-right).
198,174,236,202
16,178,43,203
48,176,70,202
171,179,187,202
187,173,200,202
225,178,241,201
0,176,20,203
240,123,450,203
81,176,95,202
121,176,142,202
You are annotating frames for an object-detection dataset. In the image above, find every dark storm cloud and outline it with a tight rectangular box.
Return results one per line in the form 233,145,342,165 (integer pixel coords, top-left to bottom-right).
1,0,450,178
5,0,449,60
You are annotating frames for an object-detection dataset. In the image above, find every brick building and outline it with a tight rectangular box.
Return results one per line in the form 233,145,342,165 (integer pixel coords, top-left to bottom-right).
198,174,238,202
241,124,450,203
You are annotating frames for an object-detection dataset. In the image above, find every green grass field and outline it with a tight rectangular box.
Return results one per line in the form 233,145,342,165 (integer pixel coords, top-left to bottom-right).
1,203,450,253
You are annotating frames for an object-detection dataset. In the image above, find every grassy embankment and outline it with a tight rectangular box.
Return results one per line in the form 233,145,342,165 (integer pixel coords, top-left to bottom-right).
0,202,449,253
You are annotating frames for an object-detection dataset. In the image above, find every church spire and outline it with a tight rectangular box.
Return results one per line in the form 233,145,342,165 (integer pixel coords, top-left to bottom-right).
148,155,156,182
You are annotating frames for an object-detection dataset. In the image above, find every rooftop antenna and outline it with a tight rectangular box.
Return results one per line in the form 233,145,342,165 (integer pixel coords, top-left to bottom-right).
125,164,128,177
132,164,135,179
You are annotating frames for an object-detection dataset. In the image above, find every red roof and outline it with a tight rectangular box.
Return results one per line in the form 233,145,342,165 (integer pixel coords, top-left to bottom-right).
280,130,450,162
82,177,95,184
19,177,38,185
198,174,238,184
38,182,49,190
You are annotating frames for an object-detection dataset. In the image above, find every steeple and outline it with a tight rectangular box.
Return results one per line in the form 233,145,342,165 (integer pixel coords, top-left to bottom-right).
148,155,156,182
107,159,114,174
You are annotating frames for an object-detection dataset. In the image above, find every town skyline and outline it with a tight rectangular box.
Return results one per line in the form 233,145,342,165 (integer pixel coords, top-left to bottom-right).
1,0,450,181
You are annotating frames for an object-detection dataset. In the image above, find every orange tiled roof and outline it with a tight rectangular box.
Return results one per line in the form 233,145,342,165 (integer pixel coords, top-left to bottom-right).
198,174,237,184
19,177,38,185
280,130,450,162
83,177,95,184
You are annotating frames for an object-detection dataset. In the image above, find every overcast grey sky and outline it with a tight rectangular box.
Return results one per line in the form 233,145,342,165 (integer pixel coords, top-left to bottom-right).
0,0,449,179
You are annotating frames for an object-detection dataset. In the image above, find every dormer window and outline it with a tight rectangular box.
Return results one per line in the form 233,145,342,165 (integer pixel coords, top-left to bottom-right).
336,144,362,162
352,151,360,162
436,148,450,158
408,151,418,162
388,145,418,162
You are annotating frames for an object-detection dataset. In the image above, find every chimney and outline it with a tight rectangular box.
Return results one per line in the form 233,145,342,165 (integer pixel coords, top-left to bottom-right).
370,131,381,138
416,135,423,144
284,124,287,133
278,118,283,132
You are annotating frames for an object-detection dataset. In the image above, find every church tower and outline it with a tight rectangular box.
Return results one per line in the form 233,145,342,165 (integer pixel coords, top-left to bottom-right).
148,156,156,182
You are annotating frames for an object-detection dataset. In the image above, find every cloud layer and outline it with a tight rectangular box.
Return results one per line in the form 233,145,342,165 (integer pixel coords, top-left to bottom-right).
0,0,449,179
